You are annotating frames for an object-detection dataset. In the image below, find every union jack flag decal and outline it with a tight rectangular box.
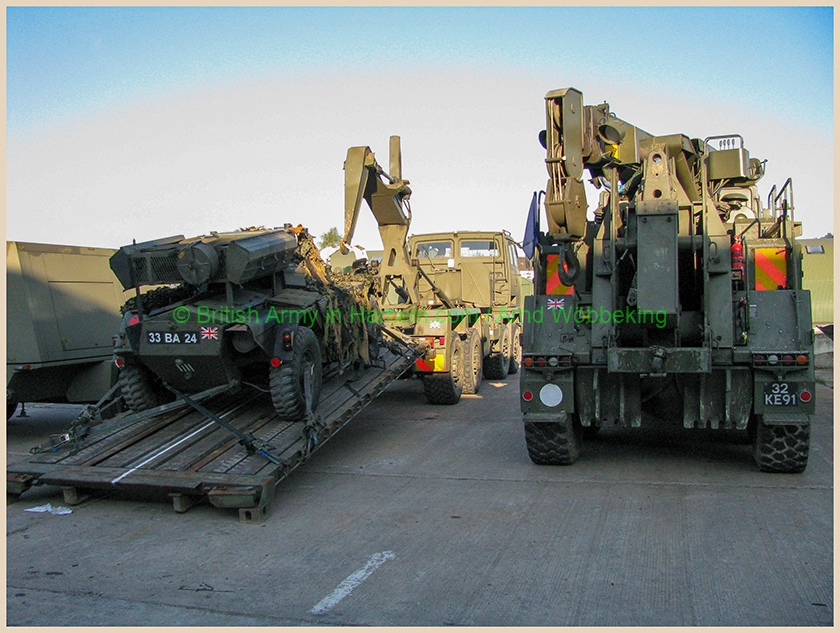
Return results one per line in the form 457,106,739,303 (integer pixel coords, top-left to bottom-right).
547,298,565,310
200,326,219,340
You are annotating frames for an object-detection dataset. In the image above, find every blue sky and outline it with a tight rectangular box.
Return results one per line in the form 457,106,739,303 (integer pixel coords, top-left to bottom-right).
6,6,834,247
8,6,833,139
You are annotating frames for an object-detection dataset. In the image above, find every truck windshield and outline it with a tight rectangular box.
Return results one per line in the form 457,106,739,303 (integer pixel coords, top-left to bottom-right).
460,240,499,257
415,241,452,259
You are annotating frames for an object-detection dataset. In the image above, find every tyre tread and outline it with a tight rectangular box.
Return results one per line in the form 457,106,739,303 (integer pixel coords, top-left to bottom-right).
753,420,809,473
524,418,581,465
119,364,161,413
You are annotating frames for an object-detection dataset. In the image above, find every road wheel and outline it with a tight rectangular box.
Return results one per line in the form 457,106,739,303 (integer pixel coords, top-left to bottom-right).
752,415,809,473
271,328,323,420
462,329,483,395
7,398,18,420
508,322,521,375
524,414,582,465
119,364,168,413
483,325,510,380
423,336,464,405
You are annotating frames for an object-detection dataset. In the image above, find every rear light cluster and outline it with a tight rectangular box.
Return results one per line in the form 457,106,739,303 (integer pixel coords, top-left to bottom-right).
522,354,573,368
753,353,808,367
424,337,446,347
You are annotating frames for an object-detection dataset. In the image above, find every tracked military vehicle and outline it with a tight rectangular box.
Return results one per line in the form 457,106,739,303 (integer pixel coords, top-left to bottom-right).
520,87,815,472
111,225,372,420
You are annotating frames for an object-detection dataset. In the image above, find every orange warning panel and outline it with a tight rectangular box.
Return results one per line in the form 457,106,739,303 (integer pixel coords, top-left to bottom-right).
754,247,787,291
545,254,575,296
414,352,446,373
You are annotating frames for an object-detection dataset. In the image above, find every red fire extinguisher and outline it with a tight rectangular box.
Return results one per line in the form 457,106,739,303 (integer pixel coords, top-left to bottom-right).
731,235,745,282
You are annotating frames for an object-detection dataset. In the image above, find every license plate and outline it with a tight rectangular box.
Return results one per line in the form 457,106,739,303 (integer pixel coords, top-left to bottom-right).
146,331,200,345
764,382,798,406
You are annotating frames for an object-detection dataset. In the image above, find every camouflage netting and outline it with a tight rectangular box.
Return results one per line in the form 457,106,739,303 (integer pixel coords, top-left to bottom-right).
293,229,375,370
121,285,193,315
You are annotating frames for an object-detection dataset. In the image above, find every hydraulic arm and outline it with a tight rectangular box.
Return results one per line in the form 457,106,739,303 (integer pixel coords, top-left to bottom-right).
342,136,419,304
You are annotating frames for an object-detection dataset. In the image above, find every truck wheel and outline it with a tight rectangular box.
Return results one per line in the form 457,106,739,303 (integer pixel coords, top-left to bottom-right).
119,364,167,413
7,398,18,420
422,336,464,405
271,328,323,420
483,325,510,380
752,416,809,473
508,323,521,375
462,329,483,395
524,414,582,465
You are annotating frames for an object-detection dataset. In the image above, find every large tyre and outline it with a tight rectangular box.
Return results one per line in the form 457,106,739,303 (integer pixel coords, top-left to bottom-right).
462,329,483,395
524,414,582,465
483,324,510,380
508,322,521,375
119,364,167,413
753,416,809,473
7,398,18,420
271,328,323,420
423,336,464,405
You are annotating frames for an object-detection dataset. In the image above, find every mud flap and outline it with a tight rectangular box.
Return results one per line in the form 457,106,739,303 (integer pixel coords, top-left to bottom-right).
762,412,810,426
575,368,641,427
680,368,752,429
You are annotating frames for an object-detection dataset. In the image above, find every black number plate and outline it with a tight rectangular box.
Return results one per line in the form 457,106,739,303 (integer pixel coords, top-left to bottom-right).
764,382,798,407
146,331,200,345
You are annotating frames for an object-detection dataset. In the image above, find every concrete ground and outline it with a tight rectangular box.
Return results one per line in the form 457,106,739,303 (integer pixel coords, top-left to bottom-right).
6,372,833,626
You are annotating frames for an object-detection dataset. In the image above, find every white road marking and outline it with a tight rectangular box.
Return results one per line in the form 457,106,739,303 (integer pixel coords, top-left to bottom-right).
110,420,216,484
311,551,396,615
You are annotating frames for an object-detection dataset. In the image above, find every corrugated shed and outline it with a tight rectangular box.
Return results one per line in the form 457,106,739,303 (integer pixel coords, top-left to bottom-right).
800,238,834,325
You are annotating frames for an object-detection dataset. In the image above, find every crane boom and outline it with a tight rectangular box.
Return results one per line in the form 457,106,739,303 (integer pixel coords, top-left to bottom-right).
342,136,419,304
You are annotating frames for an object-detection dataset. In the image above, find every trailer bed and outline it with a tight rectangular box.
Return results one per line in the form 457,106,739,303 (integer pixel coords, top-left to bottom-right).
8,349,416,522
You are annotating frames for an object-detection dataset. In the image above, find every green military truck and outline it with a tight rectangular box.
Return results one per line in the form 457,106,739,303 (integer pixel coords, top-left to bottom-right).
6,241,128,419
520,87,815,472
341,137,523,405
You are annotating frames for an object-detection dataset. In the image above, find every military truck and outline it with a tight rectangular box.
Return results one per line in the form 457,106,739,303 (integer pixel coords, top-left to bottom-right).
341,137,523,405
7,241,128,419
110,225,374,420
520,87,815,472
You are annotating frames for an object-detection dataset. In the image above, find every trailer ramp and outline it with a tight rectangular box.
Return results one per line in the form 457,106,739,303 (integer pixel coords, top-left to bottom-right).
8,348,417,523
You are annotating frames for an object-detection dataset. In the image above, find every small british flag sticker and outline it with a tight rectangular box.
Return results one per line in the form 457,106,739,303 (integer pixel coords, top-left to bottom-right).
547,298,565,310
200,326,219,340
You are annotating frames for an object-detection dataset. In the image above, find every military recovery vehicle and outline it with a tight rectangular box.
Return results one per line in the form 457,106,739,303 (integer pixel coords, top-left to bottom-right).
110,225,373,420
341,136,524,405
520,87,815,472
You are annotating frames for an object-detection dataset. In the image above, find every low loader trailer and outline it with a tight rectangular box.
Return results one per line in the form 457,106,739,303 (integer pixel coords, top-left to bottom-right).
8,165,426,520
7,340,420,523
